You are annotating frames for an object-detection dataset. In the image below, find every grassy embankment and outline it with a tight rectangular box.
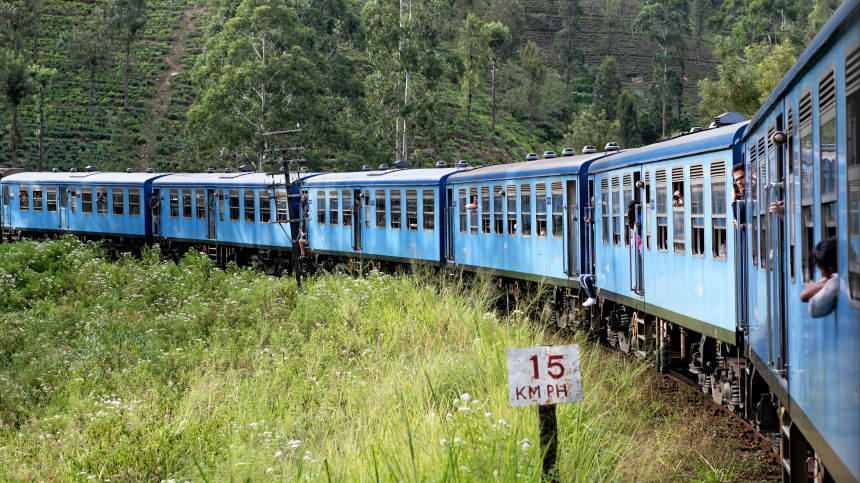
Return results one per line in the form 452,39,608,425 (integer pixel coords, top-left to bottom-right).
0,237,772,481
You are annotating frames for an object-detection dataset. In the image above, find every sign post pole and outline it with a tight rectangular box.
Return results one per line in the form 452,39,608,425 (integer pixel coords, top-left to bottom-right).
539,403,558,479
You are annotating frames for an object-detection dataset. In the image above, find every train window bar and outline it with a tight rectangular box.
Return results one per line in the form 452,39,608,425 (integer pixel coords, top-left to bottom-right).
32,186,43,212
18,185,29,211
196,189,206,220
342,190,352,226
182,189,192,219
470,187,478,234
229,190,240,222
260,190,272,224
623,174,632,246
551,181,563,239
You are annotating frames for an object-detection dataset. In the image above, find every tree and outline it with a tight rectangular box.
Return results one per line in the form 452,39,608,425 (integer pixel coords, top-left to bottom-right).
633,0,690,137
562,110,619,153
1,52,35,166
29,64,55,171
485,0,526,60
108,0,147,112
65,15,113,128
690,0,717,59
552,0,582,92
188,0,320,170
459,14,489,128
0,0,36,53
616,91,640,148
519,41,546,134
484,20,509,131
592,56,621,120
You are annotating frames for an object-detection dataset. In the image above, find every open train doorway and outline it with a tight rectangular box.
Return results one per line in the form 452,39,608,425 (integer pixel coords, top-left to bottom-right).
206,188,217,240
1,185,10,227
58,185,68,229
353,189,362,251
566,180,577,276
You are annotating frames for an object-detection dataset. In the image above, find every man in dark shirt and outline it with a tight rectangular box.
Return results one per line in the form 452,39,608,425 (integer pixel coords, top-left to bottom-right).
730,163,746,229
149,193,161,235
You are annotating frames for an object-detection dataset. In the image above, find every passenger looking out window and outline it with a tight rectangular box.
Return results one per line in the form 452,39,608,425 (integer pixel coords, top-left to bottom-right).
731,164,746,230
801,236,838,318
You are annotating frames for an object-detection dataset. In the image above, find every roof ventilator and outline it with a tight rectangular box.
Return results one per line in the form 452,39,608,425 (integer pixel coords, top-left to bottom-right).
525,153,539,161
207,168,215,173
561,148,576,156
52,168,60,172
224,167,233,173
604,142,620,152
300,167,309,173
379,164,389,170
362,165,372,171
435,161,448,168
85,166,97,172
70,168,78,172
239,165,254,172
146,168,154,173
712,112,747,127
394,160,409,169
582,145,597,154
456,160,469,168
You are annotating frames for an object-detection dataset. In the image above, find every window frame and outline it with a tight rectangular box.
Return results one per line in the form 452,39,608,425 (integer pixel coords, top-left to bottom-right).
601,178,609,245
423,189,435,231
329,189,339,226
406,189,418,230
33,185,43,212
244,190,256,223
317,190,326,225
846,38,860,304
536,182,547,238
129,188,140,217
690,163,705,258
506,185,517,236
260,190,271,223
229,190,240,222
551,182,563,239
70,187,76,214
342,190,352,226
612,177,620,246
18,185,29,211
376,189,387,228
644,171,651,250
112,188,124,216
520,184,532,237
710,160,728,261
494,185,504,235
671,166,685,254
459,188,467,233
82,187,93,215
391,189,401,230
46,186,57,213
195,189,205,220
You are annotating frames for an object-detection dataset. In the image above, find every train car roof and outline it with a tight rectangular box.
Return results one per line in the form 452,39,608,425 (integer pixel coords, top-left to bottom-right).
304,168,459,186
447,153,611,183
152,172,312,187
587,122,747,174
0,171,167,185
745,0,860,138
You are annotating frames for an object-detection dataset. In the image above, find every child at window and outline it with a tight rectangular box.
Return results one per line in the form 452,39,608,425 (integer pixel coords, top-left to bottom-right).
800,236,838,318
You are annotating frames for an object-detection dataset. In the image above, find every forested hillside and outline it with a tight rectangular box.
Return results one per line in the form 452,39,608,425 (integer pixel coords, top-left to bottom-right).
0,0,843,173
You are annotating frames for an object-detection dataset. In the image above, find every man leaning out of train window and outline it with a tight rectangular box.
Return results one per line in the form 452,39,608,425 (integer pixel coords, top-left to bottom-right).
800,236,838,318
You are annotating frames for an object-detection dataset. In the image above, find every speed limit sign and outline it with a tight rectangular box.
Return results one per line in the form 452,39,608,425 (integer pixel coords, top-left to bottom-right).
506,344,584,408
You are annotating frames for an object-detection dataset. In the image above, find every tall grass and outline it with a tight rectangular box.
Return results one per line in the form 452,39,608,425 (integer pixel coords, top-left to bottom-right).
0,237,772,482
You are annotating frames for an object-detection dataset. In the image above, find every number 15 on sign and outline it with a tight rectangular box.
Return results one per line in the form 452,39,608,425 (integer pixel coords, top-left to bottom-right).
506,344,584,407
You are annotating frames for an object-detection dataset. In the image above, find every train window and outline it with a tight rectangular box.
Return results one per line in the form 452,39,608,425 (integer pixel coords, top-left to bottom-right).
691,163,705,257
601,178,609,244
820,66,837,240
799,88,813,280
423,190,435,230
758,137,767,269
180,189,190,219
328,189,338,226
551,181,563,239
848,38,860,303
623,174,632,246
317,190,326,225
536,182,547,238
244,190,255,223
18,186,29,211
365,190,370,228
507,185,517,235
459,188,467,233
275,191,288,222
788,106,796,282
612,177,620,245
129,189,140,216
193,190,203,219
229,190,239,221
470,187,478,234
749,144,758,268
342,191,352,226
494,185,504,235
46,186,57,212
391,190,401,229
481,186,491,234
376,189,387,228
82,187,93,214
260,190,271,223
96,187,108,215
520,184,532,237
32,186,43,212
656,170,668,251
219,190,225,221
112,188,124,216
672,166,684,254
710,160,727,260
70,187,76,214
644,171,651,250
406,189,418,230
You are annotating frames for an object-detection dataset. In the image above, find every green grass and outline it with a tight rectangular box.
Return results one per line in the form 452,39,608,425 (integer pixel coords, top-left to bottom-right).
0,237,774,481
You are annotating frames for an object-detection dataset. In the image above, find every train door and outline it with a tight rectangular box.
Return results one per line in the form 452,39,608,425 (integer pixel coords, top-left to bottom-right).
353,189,362,251
566,180,578,276
447,188,454,260
58,185,69,229
152,189,162,235
1,185,10,226
766,118,788,377
631,171,644,296
206,188,217,239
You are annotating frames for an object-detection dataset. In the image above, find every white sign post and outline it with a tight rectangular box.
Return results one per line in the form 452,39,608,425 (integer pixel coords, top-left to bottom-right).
506,344,584,480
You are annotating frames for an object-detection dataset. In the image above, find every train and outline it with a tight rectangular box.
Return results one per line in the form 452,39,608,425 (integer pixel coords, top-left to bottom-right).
1,0,858,480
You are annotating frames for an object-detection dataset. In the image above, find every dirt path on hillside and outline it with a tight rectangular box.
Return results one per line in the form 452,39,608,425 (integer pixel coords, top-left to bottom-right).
152,3,199,119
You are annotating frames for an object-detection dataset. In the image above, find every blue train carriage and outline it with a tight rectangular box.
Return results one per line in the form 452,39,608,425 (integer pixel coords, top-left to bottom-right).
445,151,610,323
740,0,859,480
151,170,312,274
299,165,459,269
0,169,167,256
586,116,748,397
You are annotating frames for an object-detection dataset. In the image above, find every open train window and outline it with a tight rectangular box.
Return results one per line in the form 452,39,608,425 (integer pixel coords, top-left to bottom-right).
32,186,43,212
243,190,255,223
406,189,418,230
644,171,651,250
260,190,271,223
520,184,532,237
391,190,401,230
219,190,225,222
329,189,339,226
70,187,76,214
600,178,609,244
749,144,758,268
655,171,668,251
710,160,727,260
758,137,767,269
94,188,106,215
342,190,352,226
129,189,140,216
622,174,632,246
229,190,239,221
819,66,838,240
847,38,860,304
317,190,326,225
18,186,28,211
551,182,563,239
481,186,490,234
494,185,504,235
459,188,467,233
423,190,435,231
276,191,287,222
671,166,685,254
364,190,370,228
376,189,386,228
195,190,205,219
82,187,93,215
470,187,478,234
112,188,124,216
612,177,620,245
507,185,517,235
536,182,547,237
45,186,56,213
690,163,705,257
788,106,796,282
799,88,813,281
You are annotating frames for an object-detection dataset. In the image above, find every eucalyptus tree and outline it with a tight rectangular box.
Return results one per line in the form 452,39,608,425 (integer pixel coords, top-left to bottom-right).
459,14,489,128
1,52,35,166
65,13,113,128
30,64,56,171
107,0,147,111
519,41,546,134
592,56,621,121
616,91,640,148
0,0,36,53
552,0,582,92
485,0,526,60
484,20,509,131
